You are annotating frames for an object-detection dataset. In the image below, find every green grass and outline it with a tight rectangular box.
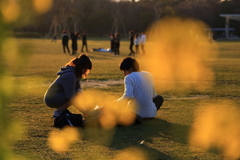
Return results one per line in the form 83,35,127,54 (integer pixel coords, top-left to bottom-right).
1,38,240,160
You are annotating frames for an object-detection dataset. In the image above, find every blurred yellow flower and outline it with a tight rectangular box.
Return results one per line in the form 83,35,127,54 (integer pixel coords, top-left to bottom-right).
33,0,52,14
1,1,21,22
48,127,80,153
189,102,240,159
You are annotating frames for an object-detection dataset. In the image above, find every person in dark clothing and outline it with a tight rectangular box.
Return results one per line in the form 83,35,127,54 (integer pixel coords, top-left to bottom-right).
110,33,115,54
81,31,89,52
62,30,70,54
128,30,135,56
44,54,92,118
52,34,57,43
114,33,120,56
71,31,79,55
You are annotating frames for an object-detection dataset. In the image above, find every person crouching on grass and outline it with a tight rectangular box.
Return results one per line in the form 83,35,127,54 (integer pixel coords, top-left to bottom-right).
44,54,92,118
117,57,164,121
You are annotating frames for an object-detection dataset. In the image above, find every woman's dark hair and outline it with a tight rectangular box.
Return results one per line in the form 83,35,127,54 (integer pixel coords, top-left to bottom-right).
135,33,139,38
119,57,139,72
65,54,92,78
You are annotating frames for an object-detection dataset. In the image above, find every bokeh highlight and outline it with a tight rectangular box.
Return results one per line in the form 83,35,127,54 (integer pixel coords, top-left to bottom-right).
140,17,218,92
189,101,240,159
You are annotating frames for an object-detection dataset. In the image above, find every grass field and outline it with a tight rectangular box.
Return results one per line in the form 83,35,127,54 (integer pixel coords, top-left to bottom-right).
1,38,240,160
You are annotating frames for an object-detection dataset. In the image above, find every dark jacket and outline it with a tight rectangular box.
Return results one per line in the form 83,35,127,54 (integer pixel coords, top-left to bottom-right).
130,34,134,44
44,66,80,108
82,34,87,43
62,34,69,45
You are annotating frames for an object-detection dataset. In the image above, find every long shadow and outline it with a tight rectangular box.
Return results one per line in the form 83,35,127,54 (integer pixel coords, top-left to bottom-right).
110,119,190,159
82,118,190,160
111,119,190,149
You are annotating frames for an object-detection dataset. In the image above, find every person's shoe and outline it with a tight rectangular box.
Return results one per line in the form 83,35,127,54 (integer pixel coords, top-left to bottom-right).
52,110,62,118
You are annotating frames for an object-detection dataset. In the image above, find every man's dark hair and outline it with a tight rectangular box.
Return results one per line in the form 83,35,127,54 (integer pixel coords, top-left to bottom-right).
119,57,139,72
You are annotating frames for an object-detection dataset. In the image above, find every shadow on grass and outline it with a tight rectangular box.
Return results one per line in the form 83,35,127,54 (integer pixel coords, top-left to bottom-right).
113,118,190,147
83,118,190,159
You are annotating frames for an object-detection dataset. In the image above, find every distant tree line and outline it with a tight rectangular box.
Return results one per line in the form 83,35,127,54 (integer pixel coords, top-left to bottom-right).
13,0,240,38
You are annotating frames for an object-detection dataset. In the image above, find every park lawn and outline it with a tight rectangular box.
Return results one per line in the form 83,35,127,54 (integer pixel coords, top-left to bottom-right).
1,38,240,160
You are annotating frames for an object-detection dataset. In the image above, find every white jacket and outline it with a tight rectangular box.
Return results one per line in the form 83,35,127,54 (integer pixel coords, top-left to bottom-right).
140,34,146,45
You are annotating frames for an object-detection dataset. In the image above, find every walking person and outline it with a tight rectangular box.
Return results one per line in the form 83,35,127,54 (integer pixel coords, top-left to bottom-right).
70,31,75,55
140,31,146,55
114,33,120,56
134,33,141,55
62,30,70,54
81,31,89,52
44,54,92,118
128,30,135,56
71,31,79,55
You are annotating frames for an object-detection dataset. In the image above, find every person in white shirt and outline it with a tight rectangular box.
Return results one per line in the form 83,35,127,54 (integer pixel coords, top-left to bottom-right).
117,57,163,120
140,31,146,55
133,33,141,55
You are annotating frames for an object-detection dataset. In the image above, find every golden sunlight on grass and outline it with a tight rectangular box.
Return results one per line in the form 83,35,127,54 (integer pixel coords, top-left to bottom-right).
48,127,80,153
33,0,53,14
1,1,21,22
141,17,218,92
114,147,147,160
2,39,19,67
72,90,137,129
5,121,25,141
189,101,240,159
0,76,14,97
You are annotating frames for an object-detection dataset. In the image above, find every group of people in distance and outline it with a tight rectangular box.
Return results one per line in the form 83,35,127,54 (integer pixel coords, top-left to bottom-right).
110,31,146,57
128,31,146,56
44,53,164,127
62,30,89,55
61,30,146,57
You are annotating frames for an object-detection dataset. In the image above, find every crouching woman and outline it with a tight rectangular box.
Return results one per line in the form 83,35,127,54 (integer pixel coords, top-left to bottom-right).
44,54,92,118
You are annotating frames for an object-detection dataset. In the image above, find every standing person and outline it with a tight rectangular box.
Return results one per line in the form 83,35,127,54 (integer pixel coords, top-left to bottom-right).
70,31,75,55
117,57,164,119
81,31,89,52
140,31,146,55
62,30,70,54
128,30,135,56
44,54,92,118
71,31,79,55
52,34,57,43
110,33,115,54
134,33,141,55
114,33,120,56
